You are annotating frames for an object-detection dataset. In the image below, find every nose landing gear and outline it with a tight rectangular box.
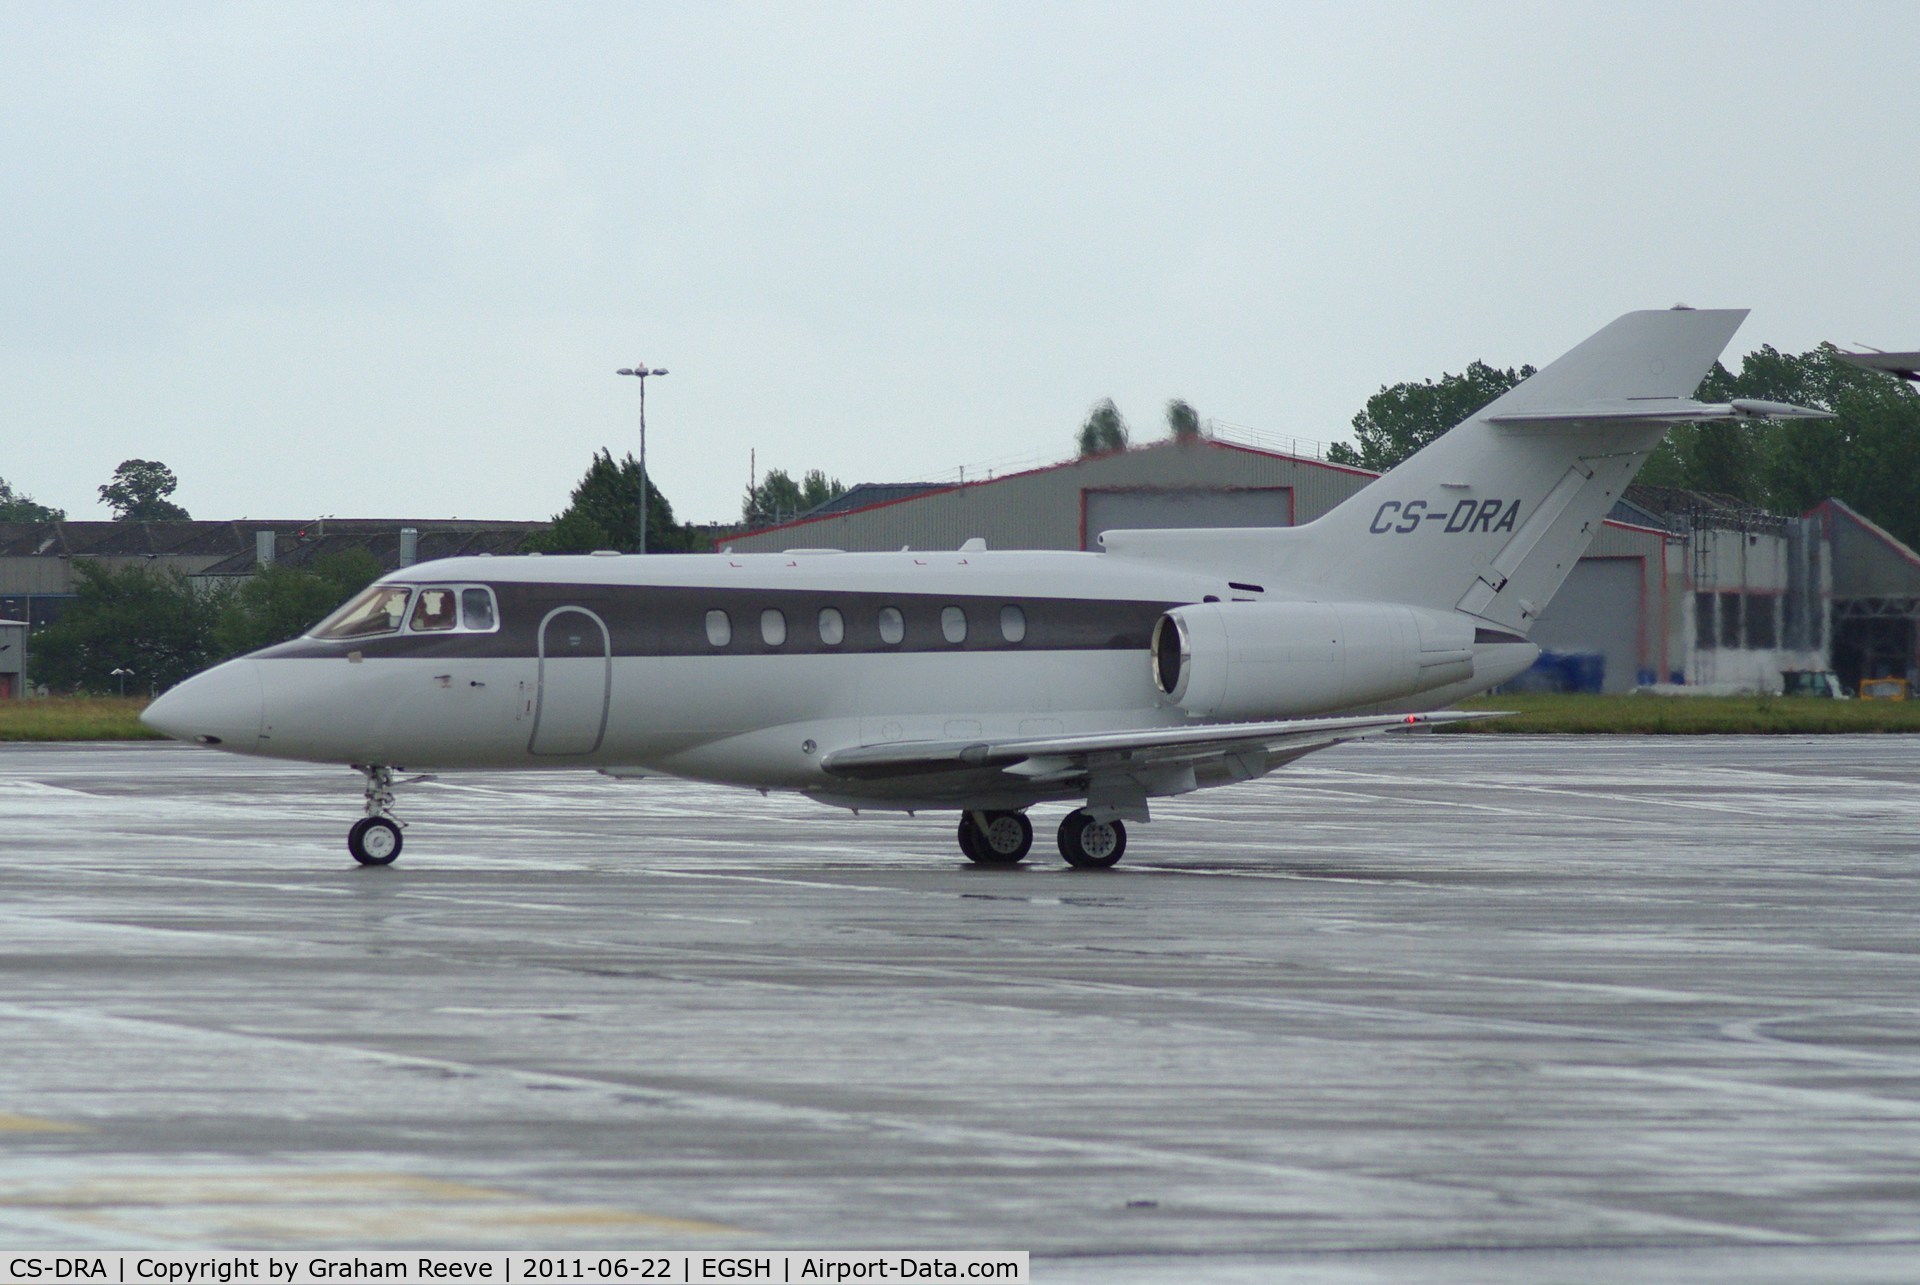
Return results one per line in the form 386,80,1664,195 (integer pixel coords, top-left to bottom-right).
348,764,405,866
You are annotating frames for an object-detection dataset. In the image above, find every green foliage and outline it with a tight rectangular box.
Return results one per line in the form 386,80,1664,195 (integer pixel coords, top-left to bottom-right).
743,468,845,527
99,459,190,521
0,477,64,522
1077,399,1129,456
1327,361,1535,472
1642,346,1920,544
1166,399,1201,442
214,549,382,656
29,562,228,694
1333,343,1920,549
528,449,695,553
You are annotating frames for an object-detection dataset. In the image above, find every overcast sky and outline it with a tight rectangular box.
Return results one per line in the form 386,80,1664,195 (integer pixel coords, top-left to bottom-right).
5,2,1916,526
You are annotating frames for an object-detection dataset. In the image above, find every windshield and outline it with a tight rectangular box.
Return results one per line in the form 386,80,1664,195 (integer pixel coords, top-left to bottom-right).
311,584,414,639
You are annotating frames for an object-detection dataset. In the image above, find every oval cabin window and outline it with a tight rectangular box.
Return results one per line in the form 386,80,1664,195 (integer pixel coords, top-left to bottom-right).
941,606,967,644
818,607,845,646
705,610,732,648
877,606,905,645
761,609,787,647
1000,604,1026,643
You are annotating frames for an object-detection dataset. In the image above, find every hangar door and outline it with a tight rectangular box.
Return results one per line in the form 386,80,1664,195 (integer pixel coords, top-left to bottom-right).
1083,487,1292,550
1528,557,1645,693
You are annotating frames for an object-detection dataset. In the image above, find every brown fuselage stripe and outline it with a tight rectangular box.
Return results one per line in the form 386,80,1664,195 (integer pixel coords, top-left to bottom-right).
255,583,1186,662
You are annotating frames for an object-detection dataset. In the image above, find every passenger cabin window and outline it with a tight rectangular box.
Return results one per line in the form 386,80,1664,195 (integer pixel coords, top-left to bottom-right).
877,606,905,645
409,588,459,632
1000,604,1027,643
818,606,845,646
311,585,413,639
761,609,787,647
941,605,967,644
461,588,497,632
706,609,732,647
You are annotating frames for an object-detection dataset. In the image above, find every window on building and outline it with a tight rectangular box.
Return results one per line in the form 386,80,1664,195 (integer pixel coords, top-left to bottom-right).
705,609,732,648
1719,592,1743,649
878,606,905,645
761,609,787,647
1746,594,1777,650
1695,594,1717,651
1000,604,1027,644
941,605,968,644
818,607,845,646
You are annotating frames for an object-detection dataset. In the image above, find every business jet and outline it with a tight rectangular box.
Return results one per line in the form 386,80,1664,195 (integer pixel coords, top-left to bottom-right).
142,307,1820,868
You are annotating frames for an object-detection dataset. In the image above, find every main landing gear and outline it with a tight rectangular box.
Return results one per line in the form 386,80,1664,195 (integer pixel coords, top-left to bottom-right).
348,764,404,866
956,808,1128,869
958,811,1033,865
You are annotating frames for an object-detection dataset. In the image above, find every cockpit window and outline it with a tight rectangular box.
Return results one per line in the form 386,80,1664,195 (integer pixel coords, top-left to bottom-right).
311,585,414,639
410,588,458,632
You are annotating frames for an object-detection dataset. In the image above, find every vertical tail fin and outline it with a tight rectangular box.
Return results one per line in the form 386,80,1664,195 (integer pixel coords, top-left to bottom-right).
1295,307,1748,629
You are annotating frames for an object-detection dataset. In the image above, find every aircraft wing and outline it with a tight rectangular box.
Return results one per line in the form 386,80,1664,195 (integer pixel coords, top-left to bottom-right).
819,710,1501,784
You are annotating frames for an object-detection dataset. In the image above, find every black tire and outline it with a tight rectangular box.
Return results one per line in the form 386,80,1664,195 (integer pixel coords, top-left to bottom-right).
1057,809,1126,869
959,811,1032,865
348,816,402,866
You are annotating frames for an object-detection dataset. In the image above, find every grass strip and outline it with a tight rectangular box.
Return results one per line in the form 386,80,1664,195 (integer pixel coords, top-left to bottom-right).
1447,692,1920,734
0,696,164,741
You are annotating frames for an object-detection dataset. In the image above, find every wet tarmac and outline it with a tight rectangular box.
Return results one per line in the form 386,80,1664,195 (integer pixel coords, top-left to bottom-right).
2,736,1919,1282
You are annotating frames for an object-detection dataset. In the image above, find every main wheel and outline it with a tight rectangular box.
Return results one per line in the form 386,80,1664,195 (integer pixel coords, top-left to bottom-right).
960,811,1032,865
1057,809,1126,869
348,816,403,866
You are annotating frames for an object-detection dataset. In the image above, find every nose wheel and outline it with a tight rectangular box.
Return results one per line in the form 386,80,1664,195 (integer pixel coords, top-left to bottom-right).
348,764,408,866
348,815,403,866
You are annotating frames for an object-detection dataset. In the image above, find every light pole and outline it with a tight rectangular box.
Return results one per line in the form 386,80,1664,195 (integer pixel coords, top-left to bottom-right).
615,364,668,553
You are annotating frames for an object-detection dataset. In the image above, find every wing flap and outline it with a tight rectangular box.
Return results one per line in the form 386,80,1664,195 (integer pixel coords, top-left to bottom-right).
819,710,1500,781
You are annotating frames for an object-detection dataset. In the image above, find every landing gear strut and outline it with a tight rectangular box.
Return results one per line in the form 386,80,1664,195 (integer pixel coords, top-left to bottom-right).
1057,809,1126,869
348,764,404,866
958,810,1033,865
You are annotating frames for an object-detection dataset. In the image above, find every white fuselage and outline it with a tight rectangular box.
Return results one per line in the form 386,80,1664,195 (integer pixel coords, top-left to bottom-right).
142,546,1538,813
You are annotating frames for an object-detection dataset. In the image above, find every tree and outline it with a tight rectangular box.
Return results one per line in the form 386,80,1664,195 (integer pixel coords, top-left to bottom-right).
527,449,694,554
29,562,228,693
1166,399,1201,442
0,477,63,522
1327,361,1535,472
1077,399,1129,456
214,549,383,657
743,468,844,527
99,459,190,521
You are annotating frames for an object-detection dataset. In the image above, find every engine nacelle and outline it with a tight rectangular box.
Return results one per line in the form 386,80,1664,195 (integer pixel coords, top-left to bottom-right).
1150,600,1476,720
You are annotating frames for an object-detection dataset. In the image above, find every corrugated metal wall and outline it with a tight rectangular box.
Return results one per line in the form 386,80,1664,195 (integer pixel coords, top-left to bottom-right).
725,439,1375,553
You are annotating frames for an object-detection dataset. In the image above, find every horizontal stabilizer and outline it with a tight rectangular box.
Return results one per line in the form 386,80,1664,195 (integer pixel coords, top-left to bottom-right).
1486,398,1834,428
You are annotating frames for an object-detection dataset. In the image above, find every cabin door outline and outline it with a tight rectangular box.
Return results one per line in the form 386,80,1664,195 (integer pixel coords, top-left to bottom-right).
528,606,612,755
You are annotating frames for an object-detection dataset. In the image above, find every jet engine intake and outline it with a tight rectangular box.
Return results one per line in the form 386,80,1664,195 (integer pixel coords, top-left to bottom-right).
1150,601,1475,720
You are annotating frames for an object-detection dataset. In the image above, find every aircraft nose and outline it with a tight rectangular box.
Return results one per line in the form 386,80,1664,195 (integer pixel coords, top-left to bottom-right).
140,659,264,750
